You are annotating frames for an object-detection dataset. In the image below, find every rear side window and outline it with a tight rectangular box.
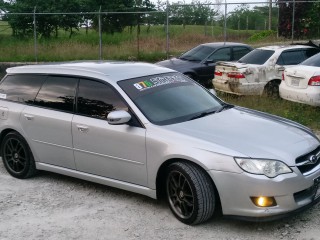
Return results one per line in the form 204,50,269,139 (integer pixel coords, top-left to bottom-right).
233,47,252,60
277,50,306,65
76,79,127,120
0,75,45,103
207,48,231,62
34,76,78,112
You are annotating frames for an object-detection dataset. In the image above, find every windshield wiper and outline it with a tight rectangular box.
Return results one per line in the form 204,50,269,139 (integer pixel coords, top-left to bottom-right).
215,104,234,113
190,110,217,120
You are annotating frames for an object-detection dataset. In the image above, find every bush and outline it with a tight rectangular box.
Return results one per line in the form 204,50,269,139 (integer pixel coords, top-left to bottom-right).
247,30,277,42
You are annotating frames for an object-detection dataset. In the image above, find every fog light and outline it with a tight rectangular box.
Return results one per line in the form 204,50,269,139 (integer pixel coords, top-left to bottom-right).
251,196,277,207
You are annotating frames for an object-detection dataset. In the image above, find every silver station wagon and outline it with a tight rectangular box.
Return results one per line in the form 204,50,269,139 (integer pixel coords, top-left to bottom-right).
0,62,319,225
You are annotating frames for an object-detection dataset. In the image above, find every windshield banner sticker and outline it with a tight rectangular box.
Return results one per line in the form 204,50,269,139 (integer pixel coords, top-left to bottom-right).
133,75,188,91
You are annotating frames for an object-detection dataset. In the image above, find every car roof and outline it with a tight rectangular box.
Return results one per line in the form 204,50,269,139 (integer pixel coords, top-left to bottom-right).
257,45,314,52
6,61,176,82
200,42,251,48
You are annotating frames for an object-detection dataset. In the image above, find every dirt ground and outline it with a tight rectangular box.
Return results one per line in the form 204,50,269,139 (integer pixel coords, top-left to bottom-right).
1,133,320,240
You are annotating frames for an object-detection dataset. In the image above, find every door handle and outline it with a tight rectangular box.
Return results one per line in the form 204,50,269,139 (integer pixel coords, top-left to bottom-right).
76,125,89,133
24,114,34,120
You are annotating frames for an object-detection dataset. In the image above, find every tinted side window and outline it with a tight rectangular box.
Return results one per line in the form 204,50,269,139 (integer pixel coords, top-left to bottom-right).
207,48,231,61
306,48,320,58
301,52,320,67
277,50,305,65
34,76,77,112
77,79,127,120
233,47,251,60
0,75,45,103
239,49,274,64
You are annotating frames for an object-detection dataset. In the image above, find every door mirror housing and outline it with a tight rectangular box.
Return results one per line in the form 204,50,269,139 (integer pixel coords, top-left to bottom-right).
204,59,215,64
107,110,131,125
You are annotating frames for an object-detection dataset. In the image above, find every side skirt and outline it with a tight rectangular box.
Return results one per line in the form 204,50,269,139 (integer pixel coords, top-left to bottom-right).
36,162,157,199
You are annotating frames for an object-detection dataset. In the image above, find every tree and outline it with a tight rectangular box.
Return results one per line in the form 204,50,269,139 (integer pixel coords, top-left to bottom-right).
277,0,313,39
169,0,218,27
227,4,278,31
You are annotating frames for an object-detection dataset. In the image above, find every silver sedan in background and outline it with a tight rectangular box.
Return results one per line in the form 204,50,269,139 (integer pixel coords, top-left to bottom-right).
0,62,319,225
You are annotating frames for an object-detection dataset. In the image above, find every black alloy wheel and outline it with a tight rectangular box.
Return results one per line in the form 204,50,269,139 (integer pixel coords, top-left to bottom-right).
1,132,37,179
167,169,195,220
166,162,216,225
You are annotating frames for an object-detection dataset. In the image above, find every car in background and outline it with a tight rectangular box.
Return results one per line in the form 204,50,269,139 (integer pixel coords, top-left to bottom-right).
0,62,319,225
280,52,320,106
213,45,320,96
156,42,252,87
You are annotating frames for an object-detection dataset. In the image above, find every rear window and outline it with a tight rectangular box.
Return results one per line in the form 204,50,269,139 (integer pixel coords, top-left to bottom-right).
300,52,320,67
0,75,45,103
238,49,274,65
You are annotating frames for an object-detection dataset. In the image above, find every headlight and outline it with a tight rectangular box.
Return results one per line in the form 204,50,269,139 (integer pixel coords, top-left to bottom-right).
234,158,292,178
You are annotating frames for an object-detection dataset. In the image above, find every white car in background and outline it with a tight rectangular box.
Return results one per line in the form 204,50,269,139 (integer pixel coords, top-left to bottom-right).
213,45,320,96
280,52,320,106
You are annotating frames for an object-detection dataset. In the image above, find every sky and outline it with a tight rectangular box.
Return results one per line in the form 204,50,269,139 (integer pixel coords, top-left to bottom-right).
159,0,275,13
163,0,270,12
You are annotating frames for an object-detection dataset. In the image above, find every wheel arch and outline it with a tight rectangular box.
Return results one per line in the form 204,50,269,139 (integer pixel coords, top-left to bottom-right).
0,128,19,152
155,158,221,206
262,79,282,95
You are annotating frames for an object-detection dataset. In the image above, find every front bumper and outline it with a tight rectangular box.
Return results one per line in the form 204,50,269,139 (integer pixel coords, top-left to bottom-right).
208,167,320,220
279,83,320,106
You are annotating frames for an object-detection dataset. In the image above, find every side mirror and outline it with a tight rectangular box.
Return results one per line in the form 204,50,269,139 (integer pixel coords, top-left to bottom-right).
205,59,215,64
107,110,131,125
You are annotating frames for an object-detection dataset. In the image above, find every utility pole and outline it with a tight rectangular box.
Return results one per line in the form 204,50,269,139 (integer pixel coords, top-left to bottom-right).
268,0,272,30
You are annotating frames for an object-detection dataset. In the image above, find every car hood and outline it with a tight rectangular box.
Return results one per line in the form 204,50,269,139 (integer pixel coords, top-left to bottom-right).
156,58,200,72
163,107,319,165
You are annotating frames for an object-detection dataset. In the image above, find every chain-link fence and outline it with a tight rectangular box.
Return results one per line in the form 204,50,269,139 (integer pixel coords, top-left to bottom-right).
0,1,319,62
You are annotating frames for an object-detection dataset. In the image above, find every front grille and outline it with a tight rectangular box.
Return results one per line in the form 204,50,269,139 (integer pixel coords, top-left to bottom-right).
296,145,320,175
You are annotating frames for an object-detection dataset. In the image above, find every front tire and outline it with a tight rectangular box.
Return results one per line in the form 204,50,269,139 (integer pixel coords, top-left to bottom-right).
166,161,216,225
1,132,37,179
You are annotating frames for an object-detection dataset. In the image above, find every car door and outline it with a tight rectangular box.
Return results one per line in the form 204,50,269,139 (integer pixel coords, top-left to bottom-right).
197,47,232,82
72,79,147,186
20,75,78,169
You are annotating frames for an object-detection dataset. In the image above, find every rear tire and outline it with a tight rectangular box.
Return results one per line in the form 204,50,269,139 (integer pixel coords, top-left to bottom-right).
263,80,280,97
166,161,216,225
1,132,37,179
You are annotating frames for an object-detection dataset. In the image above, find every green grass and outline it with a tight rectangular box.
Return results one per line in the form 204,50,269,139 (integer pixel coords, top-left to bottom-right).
0,23,258,62
218,93,320,131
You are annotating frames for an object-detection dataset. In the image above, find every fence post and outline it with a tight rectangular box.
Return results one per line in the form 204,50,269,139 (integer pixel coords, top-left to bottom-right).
224,0,227,44
291,0,295,43
33,6,38,63
99,6,102,60
166,0,169,59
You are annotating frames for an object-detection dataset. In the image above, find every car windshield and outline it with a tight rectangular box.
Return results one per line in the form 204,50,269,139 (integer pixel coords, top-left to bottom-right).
300,52,320,67
179,45,215,61
238,49,274,65
118,73,224,125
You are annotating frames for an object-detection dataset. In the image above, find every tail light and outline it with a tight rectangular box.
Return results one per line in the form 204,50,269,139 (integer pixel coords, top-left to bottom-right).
282,72,285,81
308,76,320,86
214,71,222,76
227,72,245,79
